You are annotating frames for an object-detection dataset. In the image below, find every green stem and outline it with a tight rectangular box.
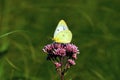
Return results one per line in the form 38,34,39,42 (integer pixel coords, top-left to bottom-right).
60,73,64,80
60,57,64,80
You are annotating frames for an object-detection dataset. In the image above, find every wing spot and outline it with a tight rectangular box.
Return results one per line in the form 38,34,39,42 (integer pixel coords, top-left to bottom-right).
63,27,65,30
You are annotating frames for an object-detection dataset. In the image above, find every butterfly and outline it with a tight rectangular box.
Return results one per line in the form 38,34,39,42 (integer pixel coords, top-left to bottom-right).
53,20,72,43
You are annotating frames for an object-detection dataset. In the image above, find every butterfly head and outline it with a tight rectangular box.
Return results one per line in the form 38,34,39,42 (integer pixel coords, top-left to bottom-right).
52,37,60,42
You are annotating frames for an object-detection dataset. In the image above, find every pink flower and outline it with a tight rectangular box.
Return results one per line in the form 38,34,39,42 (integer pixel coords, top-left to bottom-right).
43,43,79,61
65,44,79,54
72,53,77,59
54,43,62,49
54,48,66,56
43,44,53,53
68,59,76,65
54,62,61,68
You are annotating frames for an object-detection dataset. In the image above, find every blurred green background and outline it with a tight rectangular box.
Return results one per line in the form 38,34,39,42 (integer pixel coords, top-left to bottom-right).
0,0,120,80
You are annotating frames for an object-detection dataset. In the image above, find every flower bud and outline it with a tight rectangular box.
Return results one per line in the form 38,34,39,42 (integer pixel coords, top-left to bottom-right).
68,59,76,65
54,62,61,68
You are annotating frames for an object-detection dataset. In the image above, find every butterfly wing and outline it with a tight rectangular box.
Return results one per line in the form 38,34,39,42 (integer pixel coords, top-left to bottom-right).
54,20,69,37
53,20,72,43
53,30,72,43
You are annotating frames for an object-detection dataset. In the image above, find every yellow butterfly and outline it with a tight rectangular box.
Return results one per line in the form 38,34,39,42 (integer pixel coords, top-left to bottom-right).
53,20,72,43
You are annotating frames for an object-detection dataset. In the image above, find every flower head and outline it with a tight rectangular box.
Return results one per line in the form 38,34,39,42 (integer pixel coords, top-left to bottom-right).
43,43,79,59
72,53,77,59
54,48,66,56
65,44,79,54
43,44,53,53
54,62,61,68
68,59,76,65
43,42,80,72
